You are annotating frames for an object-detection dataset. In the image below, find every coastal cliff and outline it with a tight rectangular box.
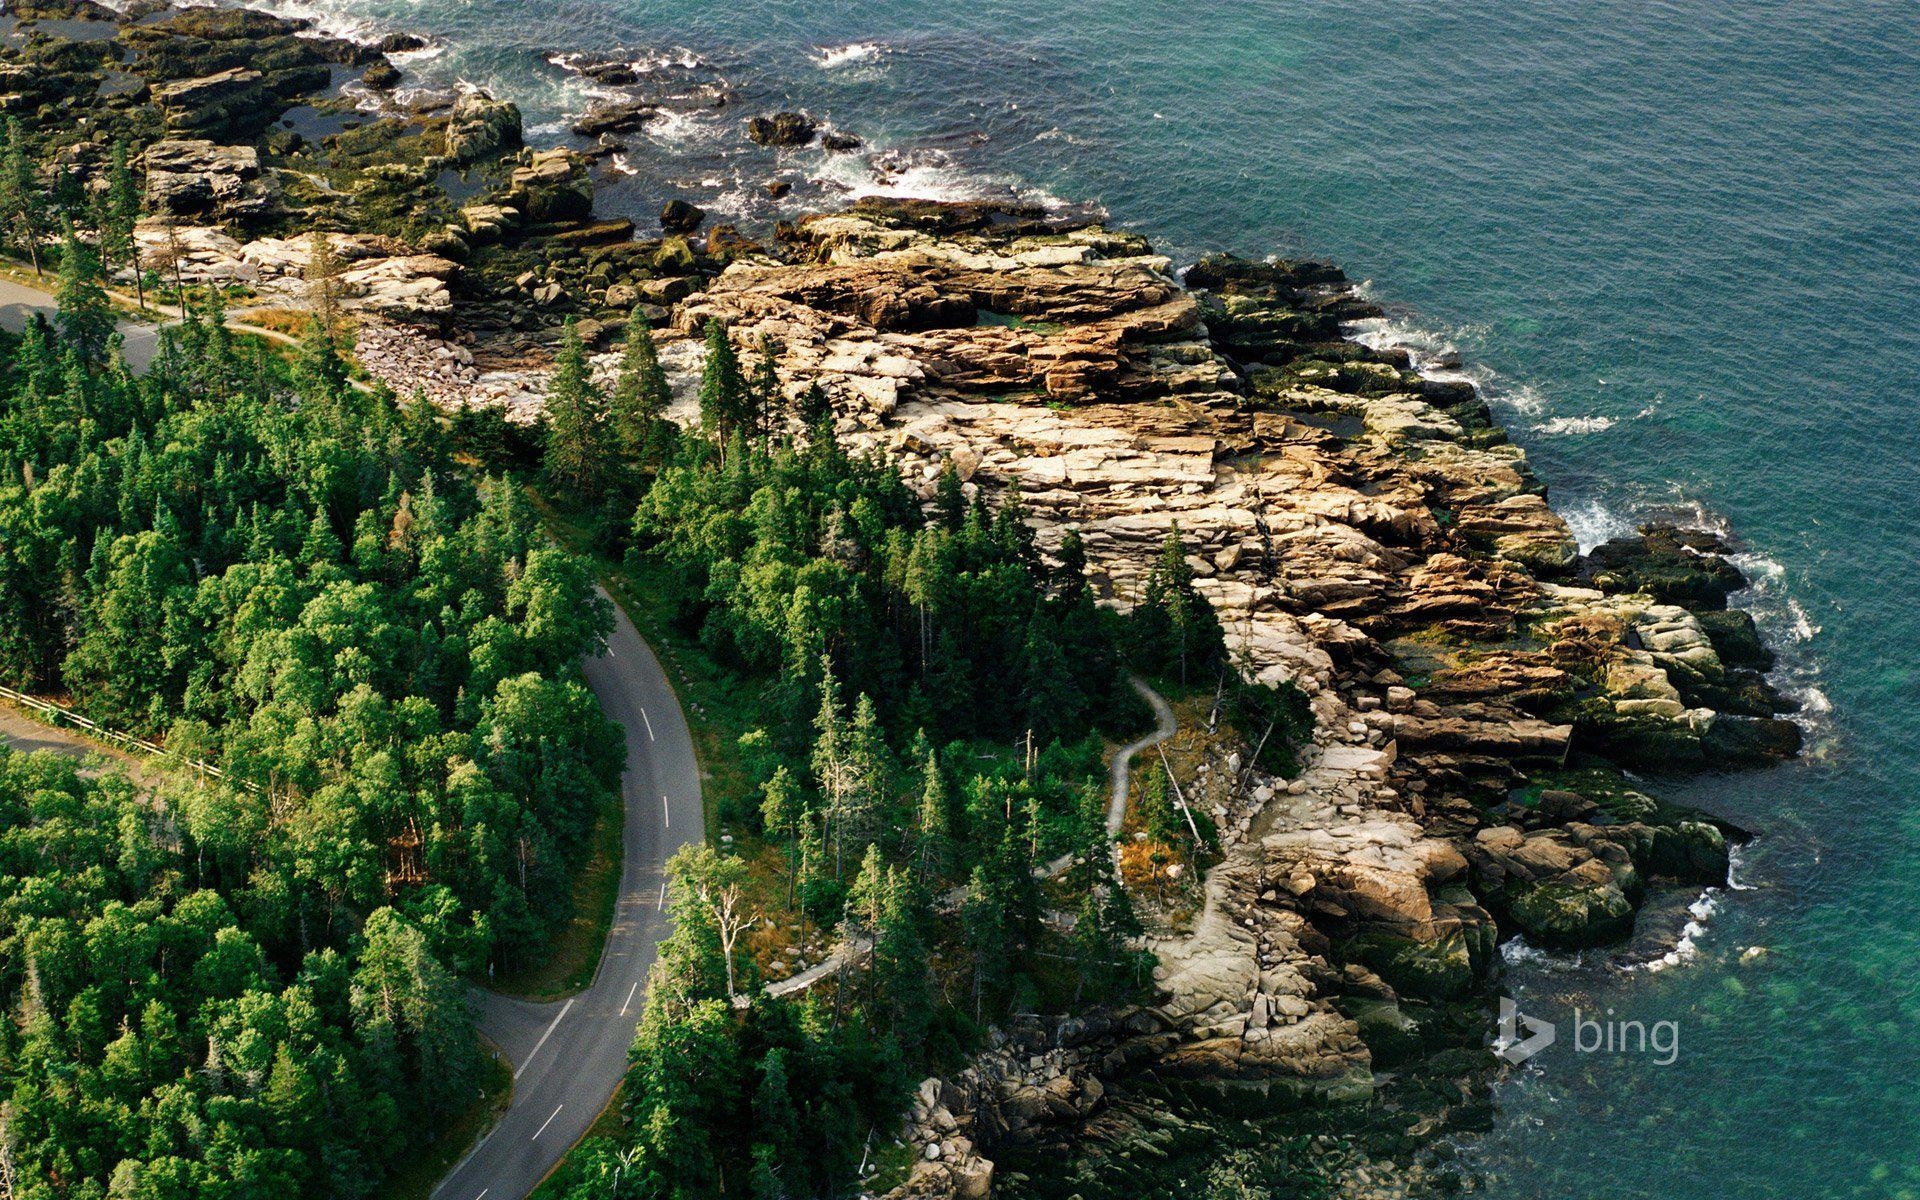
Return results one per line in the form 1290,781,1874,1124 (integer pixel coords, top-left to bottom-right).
652,201,1799,1196
0,5,1803,1195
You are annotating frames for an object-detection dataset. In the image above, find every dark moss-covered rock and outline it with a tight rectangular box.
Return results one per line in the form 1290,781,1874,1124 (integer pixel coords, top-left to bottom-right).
1501,878,1637,947
506,148,592,223
1338,996,1424,1066
1580,525,1749,610
746,110,816,146
1695,608,1775,672
1701,714,1803,767
1644,820,1732,882
149,63,332,142
659,198,705,234
1342,927,1489,1002
444,91,523,166
362,61,401,90
572,100,659,138
8,0,117,17
1573,706,1707,772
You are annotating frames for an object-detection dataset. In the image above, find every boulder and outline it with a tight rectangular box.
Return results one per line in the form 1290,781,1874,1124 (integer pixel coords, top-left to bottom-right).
445,92,524,165
141,140,273,219
507,149,594,223
572,101,659,138
746,111,817,147
152,68,277,141
660,199,706,233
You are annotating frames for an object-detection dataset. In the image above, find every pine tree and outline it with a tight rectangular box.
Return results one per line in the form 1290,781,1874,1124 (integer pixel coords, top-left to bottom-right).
610,307,672,464
103,139,142,308
844,843,885,946
305,230,343,337
934,461,966,532
761,765,802,907
697,319,748,458
1139,768,1181,846
913,747,952,884
796,381,832,430
750,334,780,440
875,866,932,1041
1130,523,1224,683
0,118,46,276
292,314,351,401
750,1049,802,1200
542,319,614,499
54,222,114,365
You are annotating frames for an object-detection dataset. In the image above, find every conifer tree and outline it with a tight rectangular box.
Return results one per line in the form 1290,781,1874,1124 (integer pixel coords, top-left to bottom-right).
0,118,45,276
103,139,142,308
292,314,351,401
54,222,114,365
913,747,952,884
542,318,615,499
305,230,343,337
761,765,803,907
934,461,966,532
698,319,748,458
750,334,780,440
610,307,672,464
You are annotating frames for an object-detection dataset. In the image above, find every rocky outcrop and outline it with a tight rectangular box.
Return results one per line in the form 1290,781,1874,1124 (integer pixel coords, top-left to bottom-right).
651,204,1792,1182
141,139,273,220
572,100,660,138
445,91,524,166
505,148,594,224
129,227,459,316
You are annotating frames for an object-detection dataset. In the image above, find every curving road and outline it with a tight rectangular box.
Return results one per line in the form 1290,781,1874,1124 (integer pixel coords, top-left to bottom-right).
434,593,704,1200
0,266,698,1195
0,278,163,371
0,275,306,375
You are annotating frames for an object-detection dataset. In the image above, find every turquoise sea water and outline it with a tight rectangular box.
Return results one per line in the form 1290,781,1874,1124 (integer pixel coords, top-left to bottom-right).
270,0,1919,1193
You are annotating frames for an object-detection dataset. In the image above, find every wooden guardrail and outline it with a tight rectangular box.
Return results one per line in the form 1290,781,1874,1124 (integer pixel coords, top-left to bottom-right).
0,683,255,789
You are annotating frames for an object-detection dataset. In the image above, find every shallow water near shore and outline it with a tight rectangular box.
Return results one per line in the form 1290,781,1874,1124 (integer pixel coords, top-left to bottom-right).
245,0,1918,1193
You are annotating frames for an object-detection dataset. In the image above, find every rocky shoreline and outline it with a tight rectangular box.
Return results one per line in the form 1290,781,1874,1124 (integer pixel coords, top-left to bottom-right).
2,4,1804,1196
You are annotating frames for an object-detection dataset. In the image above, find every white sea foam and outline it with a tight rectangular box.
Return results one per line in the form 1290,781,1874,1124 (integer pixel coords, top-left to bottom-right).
549,48,707,76
808,146,1071,210
1346,308,1541,415
814,41,888,69
1532,415,1617,436
1633,889,1723,974
1558,497,1636,554
1500,938,1589,972
643,106,720,150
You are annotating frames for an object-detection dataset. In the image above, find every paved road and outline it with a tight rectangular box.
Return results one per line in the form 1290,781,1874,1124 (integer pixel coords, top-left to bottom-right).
0,275,306,375
434,593,704,1200
0,277,163,371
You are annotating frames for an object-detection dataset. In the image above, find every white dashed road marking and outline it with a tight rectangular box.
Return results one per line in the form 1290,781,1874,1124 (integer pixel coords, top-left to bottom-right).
514,997,574,1081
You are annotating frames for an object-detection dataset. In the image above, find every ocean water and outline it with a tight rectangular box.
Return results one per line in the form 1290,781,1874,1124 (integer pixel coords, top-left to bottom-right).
257,0,1920,1193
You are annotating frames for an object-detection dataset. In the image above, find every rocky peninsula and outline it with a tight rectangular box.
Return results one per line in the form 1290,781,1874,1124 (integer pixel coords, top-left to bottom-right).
0,3,1803,1195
